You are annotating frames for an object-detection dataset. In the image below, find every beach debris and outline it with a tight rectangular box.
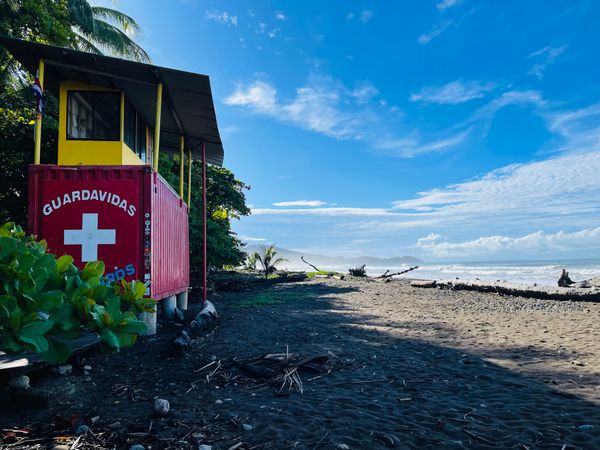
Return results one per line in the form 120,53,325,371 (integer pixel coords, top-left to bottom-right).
349,265,367,277
129,445,146,450
8,375,30,390
301,256,320,272
52,364,73,376
215,399,223,404
377,266,419,279
558,269,575,287
153,398,170,416
173,300,219,355
74,424,90,435
577,424,594,431
336,445,350,450
373,432,400,447
242,423,254,431
198,445,212,450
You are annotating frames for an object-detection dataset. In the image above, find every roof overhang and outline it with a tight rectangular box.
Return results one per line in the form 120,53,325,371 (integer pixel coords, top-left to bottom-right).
0,36,224,166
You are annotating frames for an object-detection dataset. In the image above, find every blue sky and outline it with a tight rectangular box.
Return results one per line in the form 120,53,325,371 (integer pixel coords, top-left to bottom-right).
106,0,600,261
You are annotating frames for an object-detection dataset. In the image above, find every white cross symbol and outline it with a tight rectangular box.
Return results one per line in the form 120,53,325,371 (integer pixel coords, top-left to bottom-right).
64,213,116,262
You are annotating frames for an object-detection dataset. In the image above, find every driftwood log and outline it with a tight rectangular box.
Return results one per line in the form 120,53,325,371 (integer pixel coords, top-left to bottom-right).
410,279,600,302
558,269,575,287
301,256,320,272
377,266,419,279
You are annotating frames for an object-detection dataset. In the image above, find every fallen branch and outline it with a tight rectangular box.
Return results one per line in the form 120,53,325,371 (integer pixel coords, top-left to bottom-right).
301,256,320,272
377,266,419,279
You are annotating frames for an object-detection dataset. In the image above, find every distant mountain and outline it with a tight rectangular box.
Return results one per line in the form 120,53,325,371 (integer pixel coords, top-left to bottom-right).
244,245,423,270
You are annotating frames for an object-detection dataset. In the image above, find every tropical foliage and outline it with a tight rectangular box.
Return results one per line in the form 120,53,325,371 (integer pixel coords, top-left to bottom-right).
256,245,287,279
243,251,259,271
158,154,251,272
0,222,154,363
0,0,149,62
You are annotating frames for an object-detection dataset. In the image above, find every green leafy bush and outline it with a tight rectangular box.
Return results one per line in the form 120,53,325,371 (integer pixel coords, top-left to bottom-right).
0,222,155,364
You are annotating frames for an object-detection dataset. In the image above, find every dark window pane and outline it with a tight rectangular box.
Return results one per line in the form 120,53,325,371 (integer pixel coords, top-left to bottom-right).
67,92,94,139
93,93,120,140
124,99,135,149
136,117,146,162
66,91,119,141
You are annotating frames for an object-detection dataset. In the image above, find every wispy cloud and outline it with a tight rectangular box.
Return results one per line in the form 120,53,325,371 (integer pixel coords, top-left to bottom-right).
436,0,463,12
346,10,373,23
273,200,328,207
528,45,567,80
359,10,374,23
418,19,452,45
205,10,238,26
410,80,496,104
252,207,394,217
417,227,600,257
224,76,472,157
240,236,268,242
350,82,379,104
275,11,286,21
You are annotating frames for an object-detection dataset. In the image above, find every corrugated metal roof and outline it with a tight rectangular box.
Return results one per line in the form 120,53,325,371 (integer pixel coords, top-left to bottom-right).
0,36,224,166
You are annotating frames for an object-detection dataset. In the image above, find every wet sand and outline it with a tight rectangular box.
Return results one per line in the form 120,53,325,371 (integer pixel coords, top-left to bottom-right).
2,278,599,449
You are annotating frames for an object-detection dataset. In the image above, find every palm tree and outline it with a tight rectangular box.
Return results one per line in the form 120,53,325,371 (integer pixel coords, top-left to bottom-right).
68,0,150,62
256,245,287,279
243,251,259,271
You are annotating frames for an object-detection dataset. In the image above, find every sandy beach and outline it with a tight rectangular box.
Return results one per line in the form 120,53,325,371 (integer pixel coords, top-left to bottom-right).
2,277,600,449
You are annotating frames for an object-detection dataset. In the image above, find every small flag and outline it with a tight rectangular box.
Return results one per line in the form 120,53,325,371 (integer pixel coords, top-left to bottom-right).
32,71,44,115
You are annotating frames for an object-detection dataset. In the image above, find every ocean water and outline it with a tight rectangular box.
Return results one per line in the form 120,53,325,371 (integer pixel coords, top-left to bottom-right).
283,259,600,287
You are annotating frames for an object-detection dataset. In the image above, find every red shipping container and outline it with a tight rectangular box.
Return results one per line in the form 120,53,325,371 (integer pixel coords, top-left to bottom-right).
28,165,189,300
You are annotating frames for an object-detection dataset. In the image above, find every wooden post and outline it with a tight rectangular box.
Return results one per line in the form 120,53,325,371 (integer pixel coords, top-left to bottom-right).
33,58,45,164
152,83,163,171
179,136,184,197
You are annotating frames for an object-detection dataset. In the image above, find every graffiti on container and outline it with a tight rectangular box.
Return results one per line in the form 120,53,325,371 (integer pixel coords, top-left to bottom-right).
102,263,136,284
43,190,137,217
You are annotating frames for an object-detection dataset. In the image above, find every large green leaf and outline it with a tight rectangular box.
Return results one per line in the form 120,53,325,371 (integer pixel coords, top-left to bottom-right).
17,319,54,353
56,255,74,273
100,328,120,351
82,261,105,281
41,336,72,364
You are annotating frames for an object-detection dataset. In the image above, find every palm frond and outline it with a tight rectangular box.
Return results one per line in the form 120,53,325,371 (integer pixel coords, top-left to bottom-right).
91,6,141,35
68,0,96,35
74,33,104,55
77,19,150,62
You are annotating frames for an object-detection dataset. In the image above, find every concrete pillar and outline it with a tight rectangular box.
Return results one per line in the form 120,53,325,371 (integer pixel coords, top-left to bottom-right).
162,295,176,320
139,311,157,336
177,291,188,311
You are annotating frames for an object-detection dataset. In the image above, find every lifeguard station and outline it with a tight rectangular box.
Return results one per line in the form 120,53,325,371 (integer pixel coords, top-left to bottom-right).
0,37,224,333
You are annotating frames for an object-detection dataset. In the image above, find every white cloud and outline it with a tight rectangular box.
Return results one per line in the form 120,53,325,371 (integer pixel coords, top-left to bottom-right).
528,45,567,80
252,207,394,217
268,27,281,38
273,200,328,207
224,81,278,113
393,150,600,230
275,11,286,21
418,20,452,44
374,131,469,158
350,82,379,104
417,233,443,246
240,236,268,242
224,77,378,141
205,10,238,26
359,10,374,23
224,77,470,157
346,12,354,20
417,227,600,257
436,0,462,12
410,80,496,104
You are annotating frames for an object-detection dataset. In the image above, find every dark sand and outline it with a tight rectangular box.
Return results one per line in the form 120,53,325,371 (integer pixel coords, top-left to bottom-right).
2,278,600,449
